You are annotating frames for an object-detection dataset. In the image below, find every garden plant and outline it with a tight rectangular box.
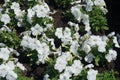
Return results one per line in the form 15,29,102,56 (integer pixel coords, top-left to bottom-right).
0,0,120,80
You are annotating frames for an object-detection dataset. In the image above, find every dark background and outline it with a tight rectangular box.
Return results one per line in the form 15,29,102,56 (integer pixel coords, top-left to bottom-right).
105,0,120,76
105,0,120,33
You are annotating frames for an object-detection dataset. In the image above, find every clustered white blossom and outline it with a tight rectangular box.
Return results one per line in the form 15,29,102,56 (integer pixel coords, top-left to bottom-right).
0,61,25,80
54,52,71,72
21,35,50,64
58,60,83,80
0,0,120,80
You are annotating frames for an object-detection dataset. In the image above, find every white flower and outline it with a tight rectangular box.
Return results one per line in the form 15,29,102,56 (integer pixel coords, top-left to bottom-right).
97,41,107,52
0,48,11,61
0,61,17,80
6,71,17,80
105,49,117,62
37,42,50,64
11,2,20,10
85,64,94,69
107,32,115,37
32,3,50,18
16,62,26,71
85,53,95,63
71,60,83,76
63,27,71,38
70,40,79,54
61,27,72,45
58,72,72,80
55,28,63,39
27,8,35,18
85,0,93,11
14,9,25,19
94,0,106,7
43,74,50,80
31,24,43,36
54,57,67,72
74,32,80,40
0,64,7,77
0,14,11,24
68,21,79,31
113,36,120,48
82,14,91,31
87,69,98,80
71,5,82,22
82,43,91,53
7,61,15,70
54,52,71,72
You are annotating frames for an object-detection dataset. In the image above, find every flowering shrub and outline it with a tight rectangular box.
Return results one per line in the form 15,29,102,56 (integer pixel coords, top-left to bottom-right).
0,0,120,80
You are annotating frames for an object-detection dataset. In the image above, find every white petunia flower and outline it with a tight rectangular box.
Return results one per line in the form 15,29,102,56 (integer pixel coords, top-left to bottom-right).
0,14,11,24
31,24,43,36
68,21,79,31
85,53,95,63
32,3,50,18
71,60,83,76
43,74,50,80
85,0,93,11
71,5,82,22
82,43,91,53
11,2,20,10
70,40,79,54
54,57,67,72
87,69,98,80
27,8,35,18
54,52,71,72
97,41,107,52
105,49,117,62
113,36,120,48
0,61,17,80
6,71,17,80
55,28,63,39
63,27,71,38
37,42,50,64
94,0,106,7
0,64,8,77
58,72,72,80
0,47,11,61
16,62,26,71
85,64,94,69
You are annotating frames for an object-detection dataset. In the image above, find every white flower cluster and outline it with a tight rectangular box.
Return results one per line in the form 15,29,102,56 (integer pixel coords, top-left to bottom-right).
0,0,120,80
54,52,71,72
21,35,50,63
0,44,25,80
84,35,107,53
0,61,26,80
71,5,91,32
27,2,50,23
58,60,83,80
